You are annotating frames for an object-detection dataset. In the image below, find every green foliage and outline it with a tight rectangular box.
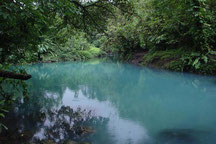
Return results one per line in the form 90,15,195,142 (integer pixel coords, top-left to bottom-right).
0,0,49,63
0,99,8,132
162,50,216,74
102,6,144,55
101,0,216,74
0,0,117,64
140,49,216,74
0,65,29,130
91,34,108,49
142,49,182,65
0,0,116,133
40,28,103,62
89,46,103,57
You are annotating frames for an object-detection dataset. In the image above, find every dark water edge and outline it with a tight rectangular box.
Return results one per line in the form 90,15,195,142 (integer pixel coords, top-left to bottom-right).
1,60,216,144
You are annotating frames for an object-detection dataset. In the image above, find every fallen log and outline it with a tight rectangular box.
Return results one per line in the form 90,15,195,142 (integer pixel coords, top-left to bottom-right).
0,70,32,80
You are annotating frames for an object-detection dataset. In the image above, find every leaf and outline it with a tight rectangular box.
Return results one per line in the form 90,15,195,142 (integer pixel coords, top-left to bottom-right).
0,123,8,130
202,56,208,63
0,113,5,118
195,62,201,69
192,58,200,66
191,52,200,57
0,108,8,113
0,100,5,105
209,51,216,55
3,14,7,19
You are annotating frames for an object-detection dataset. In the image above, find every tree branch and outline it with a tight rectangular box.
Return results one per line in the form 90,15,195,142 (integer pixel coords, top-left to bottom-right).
0,70,32,80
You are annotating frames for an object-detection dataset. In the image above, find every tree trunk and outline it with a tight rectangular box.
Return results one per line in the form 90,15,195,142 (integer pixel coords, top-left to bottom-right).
0,70,32,80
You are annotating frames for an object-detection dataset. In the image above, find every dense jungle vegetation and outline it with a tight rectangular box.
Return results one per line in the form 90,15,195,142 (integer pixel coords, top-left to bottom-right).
0,0,216,133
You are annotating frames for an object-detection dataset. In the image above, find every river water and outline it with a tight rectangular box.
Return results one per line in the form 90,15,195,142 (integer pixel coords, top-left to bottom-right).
1,60,216,144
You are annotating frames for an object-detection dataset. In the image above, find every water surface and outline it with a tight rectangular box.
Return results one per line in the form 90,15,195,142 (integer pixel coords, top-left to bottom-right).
1,60,216,144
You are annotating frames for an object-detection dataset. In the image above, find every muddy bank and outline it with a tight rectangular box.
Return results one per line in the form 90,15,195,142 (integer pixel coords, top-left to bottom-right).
129,51,174,69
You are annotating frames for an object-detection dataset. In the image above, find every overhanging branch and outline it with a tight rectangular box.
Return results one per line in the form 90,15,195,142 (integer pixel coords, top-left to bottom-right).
0,70,32,80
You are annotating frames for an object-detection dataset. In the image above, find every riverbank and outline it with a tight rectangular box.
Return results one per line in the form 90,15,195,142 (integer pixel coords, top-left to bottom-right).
129,50,216,75
18,49,216,76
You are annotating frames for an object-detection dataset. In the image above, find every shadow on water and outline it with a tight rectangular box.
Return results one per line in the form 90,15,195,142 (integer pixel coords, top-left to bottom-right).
155,128,212,144
1,60,216,144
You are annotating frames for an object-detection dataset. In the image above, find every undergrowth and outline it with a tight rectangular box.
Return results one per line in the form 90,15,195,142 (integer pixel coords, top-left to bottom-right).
141,49,216,75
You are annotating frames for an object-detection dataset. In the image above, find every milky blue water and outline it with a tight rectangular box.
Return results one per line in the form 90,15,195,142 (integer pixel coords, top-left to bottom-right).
3,60,216,144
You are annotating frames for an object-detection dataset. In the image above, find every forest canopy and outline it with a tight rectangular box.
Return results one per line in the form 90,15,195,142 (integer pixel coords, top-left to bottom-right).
101,0,216,74
1,0,215,72
0,0,118,63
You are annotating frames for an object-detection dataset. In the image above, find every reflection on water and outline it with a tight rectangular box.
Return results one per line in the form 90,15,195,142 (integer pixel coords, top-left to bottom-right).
1,60,216,144
62,88,149,144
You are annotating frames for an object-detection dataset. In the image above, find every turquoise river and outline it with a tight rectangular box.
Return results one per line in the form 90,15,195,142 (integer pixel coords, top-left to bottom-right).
1,60,216,144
